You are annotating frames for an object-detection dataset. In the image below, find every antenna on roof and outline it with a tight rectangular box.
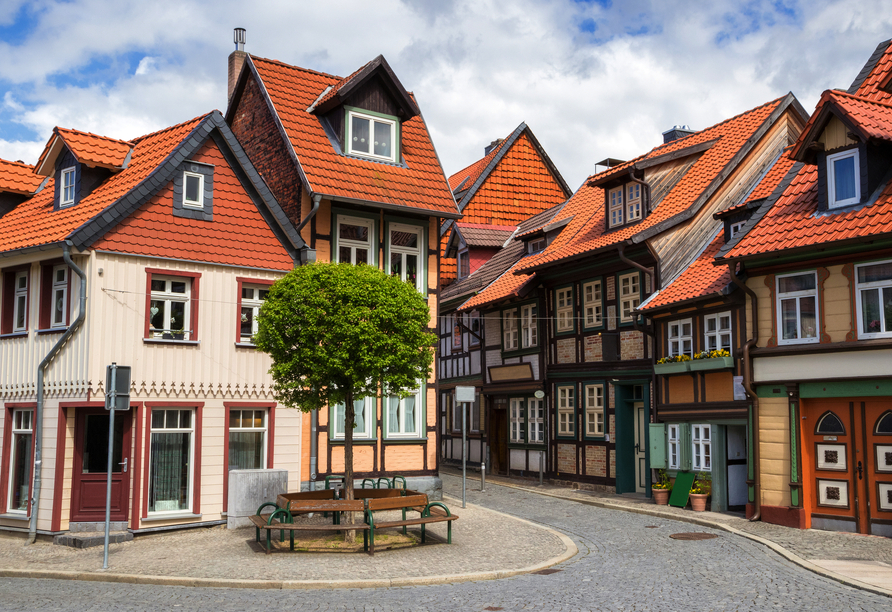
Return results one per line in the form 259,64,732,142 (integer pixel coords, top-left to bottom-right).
234,27,246,51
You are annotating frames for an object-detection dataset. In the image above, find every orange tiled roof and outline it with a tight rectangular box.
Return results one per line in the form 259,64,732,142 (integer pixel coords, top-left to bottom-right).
0,159,42,195
459,255,537,312
639,232,729,311
35,127,133,175
448,138,508,191
516,96,789,273
313,61,370,110
248,56,457,218
716,146,796,218
0,115,205,253
849,39,892,103
792,90,892,163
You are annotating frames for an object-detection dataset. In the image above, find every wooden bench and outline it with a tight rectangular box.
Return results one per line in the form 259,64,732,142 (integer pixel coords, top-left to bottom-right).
364,494,459,555
249,501,370,554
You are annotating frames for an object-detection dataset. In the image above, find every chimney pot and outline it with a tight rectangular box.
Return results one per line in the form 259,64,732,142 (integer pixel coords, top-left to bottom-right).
228,28,248,105
234,27,246,51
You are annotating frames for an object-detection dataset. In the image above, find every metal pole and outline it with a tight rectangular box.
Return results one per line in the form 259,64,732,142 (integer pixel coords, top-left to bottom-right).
480,458,486,491
462,401,467,509
103,364,116,570
539,451,544,486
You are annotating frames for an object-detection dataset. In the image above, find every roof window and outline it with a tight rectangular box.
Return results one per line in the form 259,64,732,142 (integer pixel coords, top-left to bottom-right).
346,108,398,163
827,148,860,209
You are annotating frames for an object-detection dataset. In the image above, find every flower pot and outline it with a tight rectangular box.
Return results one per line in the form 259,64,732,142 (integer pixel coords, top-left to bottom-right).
689,356,734,372
652,487,670,505
654,361,690,375
689,493,708,511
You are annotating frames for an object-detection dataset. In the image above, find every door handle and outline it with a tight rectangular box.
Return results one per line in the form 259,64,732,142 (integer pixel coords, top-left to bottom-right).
857,461,863,480
120,458,128,473
634,443,640,453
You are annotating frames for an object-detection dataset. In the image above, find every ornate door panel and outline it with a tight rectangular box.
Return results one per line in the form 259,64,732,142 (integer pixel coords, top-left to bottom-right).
804,400,858,533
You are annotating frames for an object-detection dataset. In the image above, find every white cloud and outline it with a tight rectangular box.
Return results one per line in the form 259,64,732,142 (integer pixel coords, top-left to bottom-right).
0,0,891,186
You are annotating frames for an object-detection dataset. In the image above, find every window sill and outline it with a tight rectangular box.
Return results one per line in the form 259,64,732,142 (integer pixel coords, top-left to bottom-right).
0,332,28,339
0,513,29,521
141,512,202,523
143,339,200,346
507,442,547,449
37,328,67,335
235,342,258,349
382,437,428,444
329,438,378,445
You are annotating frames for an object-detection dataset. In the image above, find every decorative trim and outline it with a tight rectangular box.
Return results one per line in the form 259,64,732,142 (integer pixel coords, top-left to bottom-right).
842,262,857,341
764,274,777,347
817,267,831,344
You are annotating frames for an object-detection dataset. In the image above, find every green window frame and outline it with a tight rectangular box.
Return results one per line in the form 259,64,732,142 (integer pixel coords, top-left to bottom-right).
384,382,426,441
583,382,605,439
330,396,377,442
385,217,427,295
582,279,603,329
556,385,576,439
344,106,401,163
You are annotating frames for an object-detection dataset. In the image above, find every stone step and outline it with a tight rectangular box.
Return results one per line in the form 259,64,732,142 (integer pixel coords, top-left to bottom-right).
53,531,133,549
68,521,128,533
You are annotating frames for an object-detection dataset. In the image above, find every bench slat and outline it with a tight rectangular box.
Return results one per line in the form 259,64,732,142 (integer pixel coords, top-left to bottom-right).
257,522,369,531
287,500,364,512
367,494,428,511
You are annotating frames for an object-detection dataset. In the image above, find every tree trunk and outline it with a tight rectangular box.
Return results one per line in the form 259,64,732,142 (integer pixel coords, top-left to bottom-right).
343,391,355,543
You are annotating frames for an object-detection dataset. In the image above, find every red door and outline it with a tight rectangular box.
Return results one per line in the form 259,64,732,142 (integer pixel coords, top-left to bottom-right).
70,408,131,522
862,401,892,537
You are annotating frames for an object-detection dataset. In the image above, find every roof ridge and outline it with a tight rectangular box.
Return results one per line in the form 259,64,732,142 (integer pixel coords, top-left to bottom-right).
0,157,36,170
448,133,510,182
131,112,212,144
826,87,892,110
55,126,135,147
250,54,343,81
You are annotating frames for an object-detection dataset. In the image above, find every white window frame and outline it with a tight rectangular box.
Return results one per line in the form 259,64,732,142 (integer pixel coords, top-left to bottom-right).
667,424,680,470
148,408,195,514
827,148,861,209
451,315,463,351
12,270,28,333
457,249,470,279
584,384,604,437
668,318,693,358
626,183,642,221
529,238,546,254
619,272,640,323
510,398,524,444
182,171,205,209
386,384,423,439
528,398,544,444
557,386,575,436
729,221,745,238
333,396,376,440
704,311,732,353
776,271,819,345
608,187,624,227
346,109,397,163
228,409,268,470
583,280,602,328
50,264,68,329
692,424,711,472
521,304,537,348
149,275,192,340
556,287,573,332
61,166,76,207
469,311,481,347
388,222,424,293
855,259,892,339
503,308,518,350
7,408,33,514
239,284,269,344
336,215,375,266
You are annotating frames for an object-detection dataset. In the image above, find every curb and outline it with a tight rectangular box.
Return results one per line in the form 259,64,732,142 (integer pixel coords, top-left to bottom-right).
468,476,892,599
0,497,577,591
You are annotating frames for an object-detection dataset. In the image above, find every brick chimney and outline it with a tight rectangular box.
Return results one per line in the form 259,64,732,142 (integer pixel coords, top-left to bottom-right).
228,28,247,104
661,125,696,144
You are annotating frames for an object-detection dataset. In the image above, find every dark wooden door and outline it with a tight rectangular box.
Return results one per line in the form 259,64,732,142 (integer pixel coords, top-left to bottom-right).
490,409,508,475
70,408,131,522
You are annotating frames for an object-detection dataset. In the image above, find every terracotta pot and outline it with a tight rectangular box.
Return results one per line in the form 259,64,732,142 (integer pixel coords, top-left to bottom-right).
689,493,708,511
652,487,670,505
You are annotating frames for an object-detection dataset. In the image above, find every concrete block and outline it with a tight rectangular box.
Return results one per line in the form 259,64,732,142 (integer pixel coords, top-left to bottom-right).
227,469,288,529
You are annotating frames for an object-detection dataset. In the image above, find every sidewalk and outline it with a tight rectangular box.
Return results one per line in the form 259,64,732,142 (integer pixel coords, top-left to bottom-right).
441,466,892,596
0,496,575,590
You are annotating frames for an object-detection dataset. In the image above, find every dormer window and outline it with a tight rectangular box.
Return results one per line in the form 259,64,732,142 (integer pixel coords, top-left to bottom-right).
61,167,76,207
347,108,398,163
529,238,546,254
183,172,204,209
627,183,642,221
458,249,470,278
609,187,623,227
729,221,745,238
827,149,860,208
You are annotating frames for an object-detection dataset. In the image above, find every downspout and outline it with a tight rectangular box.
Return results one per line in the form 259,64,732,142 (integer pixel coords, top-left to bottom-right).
628,168,651,214
28,242,87,543
727,262,761,521
298,193,320,490
295,193,321,236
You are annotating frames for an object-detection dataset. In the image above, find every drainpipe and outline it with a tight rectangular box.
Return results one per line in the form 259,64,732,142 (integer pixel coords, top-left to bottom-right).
296,194,321,236
727,262,761,521
28,242,87,543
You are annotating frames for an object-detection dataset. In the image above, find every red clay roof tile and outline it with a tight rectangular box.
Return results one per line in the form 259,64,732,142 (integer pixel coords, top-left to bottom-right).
640,232,730,311
0,159,43,195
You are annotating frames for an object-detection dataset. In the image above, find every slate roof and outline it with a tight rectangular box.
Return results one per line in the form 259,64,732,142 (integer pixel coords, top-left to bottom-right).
35,127,134,175
516,95,798,274
0,159,43,195
454,222,515,247
441,238,526,307
234,55,458,219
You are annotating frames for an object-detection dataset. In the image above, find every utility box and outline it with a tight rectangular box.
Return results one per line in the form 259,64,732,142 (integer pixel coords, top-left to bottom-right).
227,469,288,529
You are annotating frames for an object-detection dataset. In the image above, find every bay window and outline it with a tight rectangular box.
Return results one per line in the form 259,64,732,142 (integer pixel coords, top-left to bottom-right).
585,384,604,437
668,318,693,357
148,408,194,514
7,409,32,513
777,271,818,343
333,396,376,440
336,215,374,265
855,260,892,338
228,409,267,470
389,223,424,292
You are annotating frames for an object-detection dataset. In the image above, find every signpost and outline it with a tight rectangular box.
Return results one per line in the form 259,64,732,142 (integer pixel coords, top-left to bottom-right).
455,386,475,509
103,363,130,570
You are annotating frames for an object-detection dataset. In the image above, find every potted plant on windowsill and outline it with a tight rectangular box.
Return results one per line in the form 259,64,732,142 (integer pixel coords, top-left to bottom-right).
689,472,711,511
652,469,671,505
654,354,691,375
689,349,733,371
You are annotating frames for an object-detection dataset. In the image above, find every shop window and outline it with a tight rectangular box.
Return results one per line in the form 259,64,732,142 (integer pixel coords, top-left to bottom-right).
148,408,195,514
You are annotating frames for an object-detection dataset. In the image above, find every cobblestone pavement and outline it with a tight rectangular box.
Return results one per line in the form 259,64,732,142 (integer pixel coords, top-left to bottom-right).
0,475,889,611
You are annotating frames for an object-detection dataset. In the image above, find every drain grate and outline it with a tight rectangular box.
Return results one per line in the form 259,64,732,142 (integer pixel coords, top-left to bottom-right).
534,568,563,575
669,532,718,540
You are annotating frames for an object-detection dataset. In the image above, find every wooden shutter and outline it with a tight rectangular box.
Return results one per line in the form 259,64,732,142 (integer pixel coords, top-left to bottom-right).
648,423,667,469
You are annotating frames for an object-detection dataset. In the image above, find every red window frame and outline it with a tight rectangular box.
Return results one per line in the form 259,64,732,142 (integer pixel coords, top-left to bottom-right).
144,268,201,341
0,402,37,516
235,277,275,344
1,265,30,336
222,402,276,510
38,259,71,331
142,402,203,518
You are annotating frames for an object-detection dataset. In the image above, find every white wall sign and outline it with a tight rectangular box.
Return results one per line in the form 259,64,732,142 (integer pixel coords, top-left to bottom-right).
455,386,476,403
733,376,747,401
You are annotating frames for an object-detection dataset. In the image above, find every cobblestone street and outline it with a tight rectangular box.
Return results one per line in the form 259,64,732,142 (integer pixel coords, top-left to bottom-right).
0,474,889,611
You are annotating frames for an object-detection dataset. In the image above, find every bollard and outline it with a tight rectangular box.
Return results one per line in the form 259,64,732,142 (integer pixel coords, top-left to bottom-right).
539,451,544,486
480,460,486,491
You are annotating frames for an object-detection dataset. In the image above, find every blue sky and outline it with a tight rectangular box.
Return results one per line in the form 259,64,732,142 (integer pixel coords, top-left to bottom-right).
0,0,889,187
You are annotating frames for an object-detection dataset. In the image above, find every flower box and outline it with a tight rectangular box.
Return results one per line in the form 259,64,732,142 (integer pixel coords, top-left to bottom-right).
689,356,734,372
654,361,690,375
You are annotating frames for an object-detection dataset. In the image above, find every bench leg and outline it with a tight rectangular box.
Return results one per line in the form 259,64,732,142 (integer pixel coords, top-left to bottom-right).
421,523,426,544
265,529,272,554
402,508,407,536
255,525,260,543
290,529,295,551
363,530,368,554
448,521,452,544
369,525,375,556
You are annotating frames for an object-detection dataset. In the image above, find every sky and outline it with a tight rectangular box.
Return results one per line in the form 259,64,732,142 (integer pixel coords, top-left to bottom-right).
0,0,891,189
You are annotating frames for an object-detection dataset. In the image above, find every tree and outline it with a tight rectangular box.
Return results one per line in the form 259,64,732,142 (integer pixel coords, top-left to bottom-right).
254,262,435,514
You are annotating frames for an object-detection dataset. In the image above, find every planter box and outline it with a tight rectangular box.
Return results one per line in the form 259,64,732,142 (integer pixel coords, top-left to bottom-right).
689,356,734,372
654,361,690,375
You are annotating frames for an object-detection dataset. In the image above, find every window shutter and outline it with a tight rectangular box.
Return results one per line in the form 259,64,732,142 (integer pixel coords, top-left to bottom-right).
648,423,667,469
680,423,692,471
